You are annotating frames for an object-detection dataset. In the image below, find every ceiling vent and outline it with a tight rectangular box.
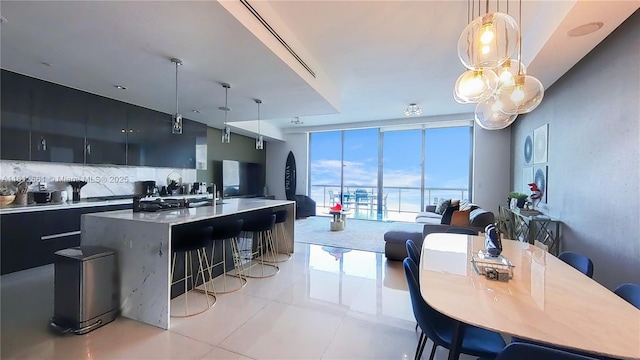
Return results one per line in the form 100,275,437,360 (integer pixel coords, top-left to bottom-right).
240,0,316,78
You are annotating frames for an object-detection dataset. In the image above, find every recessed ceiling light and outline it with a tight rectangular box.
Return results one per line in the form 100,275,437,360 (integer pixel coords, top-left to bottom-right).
567,22,604,37
192,110,201,114
218,106,231,111
40,61,53,67
115,85,127,90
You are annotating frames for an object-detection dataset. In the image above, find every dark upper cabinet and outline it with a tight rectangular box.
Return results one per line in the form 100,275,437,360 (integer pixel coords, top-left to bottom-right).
1,71,201,168
126,107,201,169
86,94,127,165
31,80,86,163
0,70,33,160
126,105,165,167
163,118,202,169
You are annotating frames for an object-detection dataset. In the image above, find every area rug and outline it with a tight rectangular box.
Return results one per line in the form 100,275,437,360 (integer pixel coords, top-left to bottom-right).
294,216,423,253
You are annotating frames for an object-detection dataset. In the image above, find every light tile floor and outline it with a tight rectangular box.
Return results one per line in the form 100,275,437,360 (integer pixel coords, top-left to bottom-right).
1,244,480,359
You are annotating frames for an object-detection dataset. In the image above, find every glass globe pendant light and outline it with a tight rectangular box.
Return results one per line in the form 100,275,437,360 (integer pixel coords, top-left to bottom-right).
255,99,263,150
454,69,499,103
220,83,231,143
494,58,526,87
497,74,544,114
474,96,518,130
457,12,519,70
497,0,544,115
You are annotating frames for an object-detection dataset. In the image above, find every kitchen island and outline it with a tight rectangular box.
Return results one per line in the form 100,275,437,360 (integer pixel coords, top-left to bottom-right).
81,198,295,329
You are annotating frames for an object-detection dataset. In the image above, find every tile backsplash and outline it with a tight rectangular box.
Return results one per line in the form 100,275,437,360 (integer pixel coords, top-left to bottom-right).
0,160,196,199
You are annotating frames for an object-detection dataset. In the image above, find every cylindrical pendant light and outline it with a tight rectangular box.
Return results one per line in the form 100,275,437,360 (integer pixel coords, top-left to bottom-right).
171,58,183,134
255,99,263,150
220,83,231,143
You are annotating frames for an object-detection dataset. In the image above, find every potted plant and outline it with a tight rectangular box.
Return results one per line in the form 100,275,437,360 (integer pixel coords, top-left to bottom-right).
508,191,529,209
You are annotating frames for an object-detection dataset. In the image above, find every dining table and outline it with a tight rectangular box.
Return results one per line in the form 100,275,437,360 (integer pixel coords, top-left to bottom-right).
419,233,640,360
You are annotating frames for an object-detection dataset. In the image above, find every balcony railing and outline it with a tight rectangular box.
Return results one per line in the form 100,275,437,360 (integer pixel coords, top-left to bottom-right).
310,184,468,221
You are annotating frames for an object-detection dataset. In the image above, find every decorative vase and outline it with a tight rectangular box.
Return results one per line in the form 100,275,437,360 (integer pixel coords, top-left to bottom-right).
14,193,28,206
516,198,526,208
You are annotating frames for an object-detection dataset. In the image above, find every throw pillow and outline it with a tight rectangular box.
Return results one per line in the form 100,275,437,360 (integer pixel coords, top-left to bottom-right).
440,205,459,225
450,209,471,227
450,200,460,207
435,199,451,215
459,199,470,210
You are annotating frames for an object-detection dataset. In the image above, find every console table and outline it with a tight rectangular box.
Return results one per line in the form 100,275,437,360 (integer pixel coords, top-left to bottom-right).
498,206,562,255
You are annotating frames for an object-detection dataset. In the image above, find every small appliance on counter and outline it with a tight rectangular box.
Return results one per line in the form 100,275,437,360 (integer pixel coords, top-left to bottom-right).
135,181,157,197
33,191,52,204
68,181,88,202
192,182,208,194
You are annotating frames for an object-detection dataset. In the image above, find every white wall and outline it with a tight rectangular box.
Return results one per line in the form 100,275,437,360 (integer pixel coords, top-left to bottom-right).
265,133,309,200
472,126,511,215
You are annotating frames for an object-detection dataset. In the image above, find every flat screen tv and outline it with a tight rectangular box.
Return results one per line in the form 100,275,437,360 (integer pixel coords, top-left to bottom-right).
222,160,262,198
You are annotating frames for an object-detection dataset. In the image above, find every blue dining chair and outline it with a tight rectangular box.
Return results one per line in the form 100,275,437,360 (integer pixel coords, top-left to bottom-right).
558,251,594,278
403,257,506,360
405,239,420,264
496,343,599,360
614,283,640,309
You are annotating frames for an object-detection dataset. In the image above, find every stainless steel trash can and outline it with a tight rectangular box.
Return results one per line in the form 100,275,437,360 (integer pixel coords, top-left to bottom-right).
50,246,119,335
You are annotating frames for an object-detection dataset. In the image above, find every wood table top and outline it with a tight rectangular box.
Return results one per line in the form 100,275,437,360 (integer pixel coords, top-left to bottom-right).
419,233,640,359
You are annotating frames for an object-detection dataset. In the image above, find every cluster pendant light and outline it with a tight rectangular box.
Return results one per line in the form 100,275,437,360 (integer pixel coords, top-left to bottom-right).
171,58,183,134
454,0,544,130
220,83,231,143
255,99,263,150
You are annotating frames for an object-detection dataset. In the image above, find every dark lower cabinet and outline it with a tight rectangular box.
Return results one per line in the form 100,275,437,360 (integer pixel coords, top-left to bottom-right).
0,204,130,275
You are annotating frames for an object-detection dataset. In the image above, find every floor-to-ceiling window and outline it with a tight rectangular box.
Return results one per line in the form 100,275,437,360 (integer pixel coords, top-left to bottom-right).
424,127,472,205
310,124,472,221
382,129,423,221
309,131,342,209
343,128,378,219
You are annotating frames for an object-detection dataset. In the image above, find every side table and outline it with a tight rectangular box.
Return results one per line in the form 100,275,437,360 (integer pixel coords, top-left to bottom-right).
328,209,351,231
498,206,562,255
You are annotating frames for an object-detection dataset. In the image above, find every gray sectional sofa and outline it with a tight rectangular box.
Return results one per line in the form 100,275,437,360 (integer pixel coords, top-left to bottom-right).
384,205,496,261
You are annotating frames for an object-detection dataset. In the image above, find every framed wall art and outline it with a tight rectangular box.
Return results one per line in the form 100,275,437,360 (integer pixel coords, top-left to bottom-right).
524,133,533,165
533,124,548,164
533,166,548,203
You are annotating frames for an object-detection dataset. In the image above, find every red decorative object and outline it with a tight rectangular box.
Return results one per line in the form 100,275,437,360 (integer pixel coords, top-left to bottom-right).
528,183,542,200
330,203,342,211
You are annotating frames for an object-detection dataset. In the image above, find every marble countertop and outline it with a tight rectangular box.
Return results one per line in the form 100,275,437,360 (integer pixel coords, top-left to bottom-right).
83,198,295,226
0,194,214,215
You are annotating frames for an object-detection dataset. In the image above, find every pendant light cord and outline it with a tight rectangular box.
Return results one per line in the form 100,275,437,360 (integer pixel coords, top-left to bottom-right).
256,99,262,135
175,61,179,115
517,0,523,75
224,86,228,126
